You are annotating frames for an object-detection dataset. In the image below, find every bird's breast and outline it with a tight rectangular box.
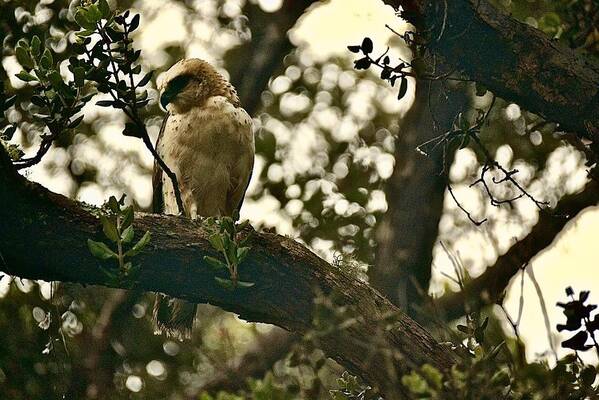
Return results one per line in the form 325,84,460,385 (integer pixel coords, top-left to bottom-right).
164,96,253,154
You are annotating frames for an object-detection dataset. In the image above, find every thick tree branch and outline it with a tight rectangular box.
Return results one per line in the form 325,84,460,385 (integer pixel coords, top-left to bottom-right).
0,146,454,399
435,178,599,319
383,0,599,140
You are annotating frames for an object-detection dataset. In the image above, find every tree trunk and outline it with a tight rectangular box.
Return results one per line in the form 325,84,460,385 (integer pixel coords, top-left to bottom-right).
373,80,467,315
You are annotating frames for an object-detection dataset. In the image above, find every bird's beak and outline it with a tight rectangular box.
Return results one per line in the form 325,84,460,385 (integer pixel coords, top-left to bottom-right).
160,90,175,110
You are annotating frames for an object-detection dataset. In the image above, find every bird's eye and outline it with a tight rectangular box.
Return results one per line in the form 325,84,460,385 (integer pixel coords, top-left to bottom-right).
169,75,192,92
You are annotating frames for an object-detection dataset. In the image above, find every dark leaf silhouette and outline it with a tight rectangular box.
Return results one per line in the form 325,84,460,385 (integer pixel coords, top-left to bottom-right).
354,57,371,70
561,331,592,351
361,37,373,54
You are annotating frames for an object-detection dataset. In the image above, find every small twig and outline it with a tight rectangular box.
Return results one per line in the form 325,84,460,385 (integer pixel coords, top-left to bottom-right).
499,303,521,342
435,0,449,43
525,267,558,361
93,18,186,215
447,182,487,225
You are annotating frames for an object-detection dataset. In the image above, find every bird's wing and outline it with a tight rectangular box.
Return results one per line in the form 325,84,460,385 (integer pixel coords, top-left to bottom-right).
227,120,255,218
229,153,254,217
152,112,169,214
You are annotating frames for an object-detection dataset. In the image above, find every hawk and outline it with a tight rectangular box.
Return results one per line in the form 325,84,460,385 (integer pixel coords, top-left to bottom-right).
152,59,255,339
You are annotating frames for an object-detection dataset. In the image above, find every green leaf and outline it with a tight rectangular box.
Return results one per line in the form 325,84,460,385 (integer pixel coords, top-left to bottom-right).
236,219,249,231
203,256,227,270
15,46,34,70
121,225,134,244
125,231,151,257
98,0,111,18
74,9,96,30
107,196,120,213
221,217,235,236
40,48,53,69
48,71,63,89
68,115,84,129
236,281,255,289
87,239,117,260
86,4,102,23
15,71,37,82
208,233,224,252
223,234,237,264
100,215,119,242
214,276,235,290
73,67,85,87
30,36,41,57
236,247,250,263
121,205,134,229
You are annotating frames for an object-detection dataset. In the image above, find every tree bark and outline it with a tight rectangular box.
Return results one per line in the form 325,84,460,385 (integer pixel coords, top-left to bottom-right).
0,146,454,399
372,80,467,316
381,0,599,141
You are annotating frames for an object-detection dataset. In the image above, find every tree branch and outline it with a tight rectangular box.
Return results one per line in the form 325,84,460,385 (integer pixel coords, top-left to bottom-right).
0,145,454,399
383,0,599,140
435,178,599,320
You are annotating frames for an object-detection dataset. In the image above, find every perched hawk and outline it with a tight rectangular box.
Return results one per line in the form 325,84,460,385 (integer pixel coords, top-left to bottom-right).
152,59,255,339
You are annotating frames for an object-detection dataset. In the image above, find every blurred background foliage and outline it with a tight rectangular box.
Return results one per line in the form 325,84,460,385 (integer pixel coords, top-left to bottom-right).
1,0,599,398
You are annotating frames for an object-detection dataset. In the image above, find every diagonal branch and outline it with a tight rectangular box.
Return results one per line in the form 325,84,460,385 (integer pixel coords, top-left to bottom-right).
435,178,599,320
382,0,599,141
0,144,454,400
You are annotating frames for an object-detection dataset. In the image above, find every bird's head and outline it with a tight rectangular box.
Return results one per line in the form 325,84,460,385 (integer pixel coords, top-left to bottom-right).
158,59,239,113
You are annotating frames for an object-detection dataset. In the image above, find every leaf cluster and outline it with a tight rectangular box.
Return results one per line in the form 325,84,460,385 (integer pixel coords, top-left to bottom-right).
11,31,94,167
203,216,254,290
87,195,151,287
73,1,152,134
347,37,410,101
557,287,599,354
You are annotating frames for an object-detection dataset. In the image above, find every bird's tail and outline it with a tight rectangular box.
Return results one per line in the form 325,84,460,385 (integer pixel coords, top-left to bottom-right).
152,294,197,340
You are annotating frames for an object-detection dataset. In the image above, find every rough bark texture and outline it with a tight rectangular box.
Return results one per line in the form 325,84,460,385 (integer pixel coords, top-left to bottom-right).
382,0,599,140
436,179,599,319
372,80,467,315
0,146,454,399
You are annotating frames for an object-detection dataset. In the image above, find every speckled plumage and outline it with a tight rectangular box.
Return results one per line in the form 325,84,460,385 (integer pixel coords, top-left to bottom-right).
152,59,254,339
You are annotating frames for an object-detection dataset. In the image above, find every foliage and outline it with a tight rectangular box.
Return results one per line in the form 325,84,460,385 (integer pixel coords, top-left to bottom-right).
347,37,410,101
203,216,254,289
87,195,150,286
8,29,92,167
556,287,599,355
323,289,599,400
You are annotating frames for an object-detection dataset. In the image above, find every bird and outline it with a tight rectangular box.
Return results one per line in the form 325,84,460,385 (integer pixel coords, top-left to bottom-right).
151,58,255,340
